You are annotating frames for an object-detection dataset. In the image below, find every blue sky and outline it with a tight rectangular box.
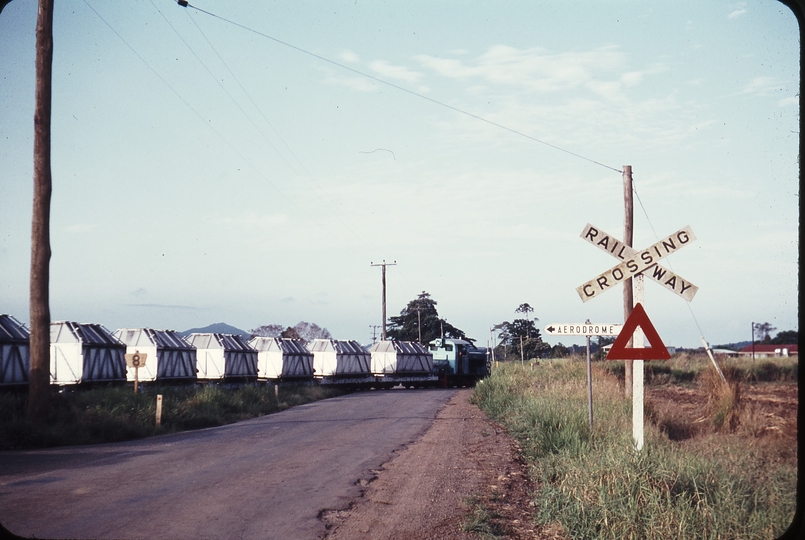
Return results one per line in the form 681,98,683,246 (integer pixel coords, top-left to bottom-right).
0,0,799,349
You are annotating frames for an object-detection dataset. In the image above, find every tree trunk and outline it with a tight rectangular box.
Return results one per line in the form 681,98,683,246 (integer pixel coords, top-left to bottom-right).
28,0,54,424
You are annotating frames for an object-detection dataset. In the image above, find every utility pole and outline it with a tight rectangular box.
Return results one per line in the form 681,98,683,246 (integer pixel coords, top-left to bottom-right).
369,325,382,344
751,321,755,361
28,0,55,424
415,306,422,343
489,327,496,366
370,260,396,341
623,165,634,398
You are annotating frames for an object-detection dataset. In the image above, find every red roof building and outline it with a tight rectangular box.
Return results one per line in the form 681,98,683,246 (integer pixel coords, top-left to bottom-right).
738,344,798,357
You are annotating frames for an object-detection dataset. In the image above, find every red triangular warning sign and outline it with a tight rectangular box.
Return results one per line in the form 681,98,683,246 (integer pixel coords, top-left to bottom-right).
606,303,670,360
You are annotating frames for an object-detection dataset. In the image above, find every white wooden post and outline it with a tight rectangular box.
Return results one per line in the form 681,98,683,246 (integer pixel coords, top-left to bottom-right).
632,275,645,451
156,394,163,427
701,336,728,385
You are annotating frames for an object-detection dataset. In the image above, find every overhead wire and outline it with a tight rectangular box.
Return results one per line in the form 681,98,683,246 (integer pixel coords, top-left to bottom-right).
81,0,297,208
632,178,709,343
86,0,372,257
178,1,624,175
179,8,372,244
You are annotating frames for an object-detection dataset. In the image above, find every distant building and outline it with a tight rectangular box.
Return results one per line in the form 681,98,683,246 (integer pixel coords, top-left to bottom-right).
711,348,739,357
738,344,798,358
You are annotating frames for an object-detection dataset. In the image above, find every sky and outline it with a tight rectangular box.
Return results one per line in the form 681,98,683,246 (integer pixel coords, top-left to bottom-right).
0,0,799,349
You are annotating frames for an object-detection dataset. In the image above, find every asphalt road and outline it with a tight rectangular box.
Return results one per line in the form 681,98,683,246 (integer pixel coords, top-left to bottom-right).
0,388,458,540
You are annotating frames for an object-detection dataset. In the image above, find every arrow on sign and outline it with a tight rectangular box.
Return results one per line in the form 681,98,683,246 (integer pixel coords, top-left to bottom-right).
579,224,698,301
576,225,696,303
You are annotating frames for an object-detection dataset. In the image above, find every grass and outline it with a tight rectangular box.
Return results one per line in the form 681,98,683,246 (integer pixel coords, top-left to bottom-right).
604,353,797,386
461,494,507,539
471,359,797,540
0,383,349,450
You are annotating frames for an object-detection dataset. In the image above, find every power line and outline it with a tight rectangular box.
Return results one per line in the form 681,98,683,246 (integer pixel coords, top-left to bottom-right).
84,0,373,258
178,1,623,175
632,178,708,340
82,0,296,207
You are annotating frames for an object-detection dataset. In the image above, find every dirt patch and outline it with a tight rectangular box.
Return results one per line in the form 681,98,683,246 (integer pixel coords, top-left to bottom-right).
320,389,543,539
646,381,798,444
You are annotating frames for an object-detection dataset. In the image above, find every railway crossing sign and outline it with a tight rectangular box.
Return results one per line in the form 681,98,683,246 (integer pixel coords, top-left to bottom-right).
544,323,622,336
576,223,698,302
605,303,670,360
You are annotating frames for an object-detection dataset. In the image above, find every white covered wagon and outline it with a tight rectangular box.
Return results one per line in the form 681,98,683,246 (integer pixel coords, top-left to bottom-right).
113,328,197,383
185,333,258,382
368,340,437,388
308,339,372,383
50,321,127,385
0,314,30,387
248,337,314,381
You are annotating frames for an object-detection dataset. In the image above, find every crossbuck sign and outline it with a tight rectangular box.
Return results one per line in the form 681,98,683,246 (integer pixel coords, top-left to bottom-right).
576,224,698,302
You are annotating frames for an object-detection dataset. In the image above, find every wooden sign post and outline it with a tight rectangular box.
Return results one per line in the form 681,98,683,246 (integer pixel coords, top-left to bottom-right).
124,351,148,394
576,167,697,450
544,321,623,430
156,394,163,427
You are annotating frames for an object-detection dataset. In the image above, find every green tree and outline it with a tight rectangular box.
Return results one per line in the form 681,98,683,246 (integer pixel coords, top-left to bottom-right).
292,321,332,343
515,303,534,337
770,329,798,344
494,317,548,361
550,343,570,358
386,291,469,343
250,321,331,344
594,336,615,361
250,324,284,338
753,322,777,343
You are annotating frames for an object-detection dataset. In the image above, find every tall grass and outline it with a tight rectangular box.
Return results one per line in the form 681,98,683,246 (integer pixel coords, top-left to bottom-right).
0,383,348,450
472,361,796,539
603,353,797,386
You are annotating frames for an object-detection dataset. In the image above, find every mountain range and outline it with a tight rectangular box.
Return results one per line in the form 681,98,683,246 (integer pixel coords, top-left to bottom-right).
177,322,249,338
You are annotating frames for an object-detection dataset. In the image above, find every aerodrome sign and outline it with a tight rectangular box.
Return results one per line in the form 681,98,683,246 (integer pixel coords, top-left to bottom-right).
544,323,623,336
576,224,697,302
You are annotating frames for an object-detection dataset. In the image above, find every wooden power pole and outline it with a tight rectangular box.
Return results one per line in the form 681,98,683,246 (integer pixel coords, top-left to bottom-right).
371,260,396,341
28,0,55,424
623,165,634,398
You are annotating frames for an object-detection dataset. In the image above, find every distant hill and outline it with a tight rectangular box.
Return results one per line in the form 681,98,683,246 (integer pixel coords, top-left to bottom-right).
712,340,751,351
178,322,250,338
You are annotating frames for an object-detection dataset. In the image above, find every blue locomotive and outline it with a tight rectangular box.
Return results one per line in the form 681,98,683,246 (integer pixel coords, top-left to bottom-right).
428,337,490,387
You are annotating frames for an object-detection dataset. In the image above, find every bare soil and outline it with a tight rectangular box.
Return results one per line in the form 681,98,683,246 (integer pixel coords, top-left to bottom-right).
320,389,545,540
321,381,797,540
646,381,798,447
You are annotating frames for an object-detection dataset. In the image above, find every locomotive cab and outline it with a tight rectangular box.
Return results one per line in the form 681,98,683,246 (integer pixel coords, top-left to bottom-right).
428,337,489,387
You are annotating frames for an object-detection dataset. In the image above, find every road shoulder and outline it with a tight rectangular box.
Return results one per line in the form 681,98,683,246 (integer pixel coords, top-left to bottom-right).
320,388,539,539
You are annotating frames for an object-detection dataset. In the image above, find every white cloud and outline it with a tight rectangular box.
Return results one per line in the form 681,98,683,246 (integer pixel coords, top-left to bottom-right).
415,44,632,95
728,3,747,19
339,50,360,63
620,71,644,87
738,76,780,96
323,74,377,92
778,96,798,107
369,60,423,84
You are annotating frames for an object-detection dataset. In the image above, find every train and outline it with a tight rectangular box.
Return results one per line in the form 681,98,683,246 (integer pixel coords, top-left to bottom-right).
0,315,491,390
